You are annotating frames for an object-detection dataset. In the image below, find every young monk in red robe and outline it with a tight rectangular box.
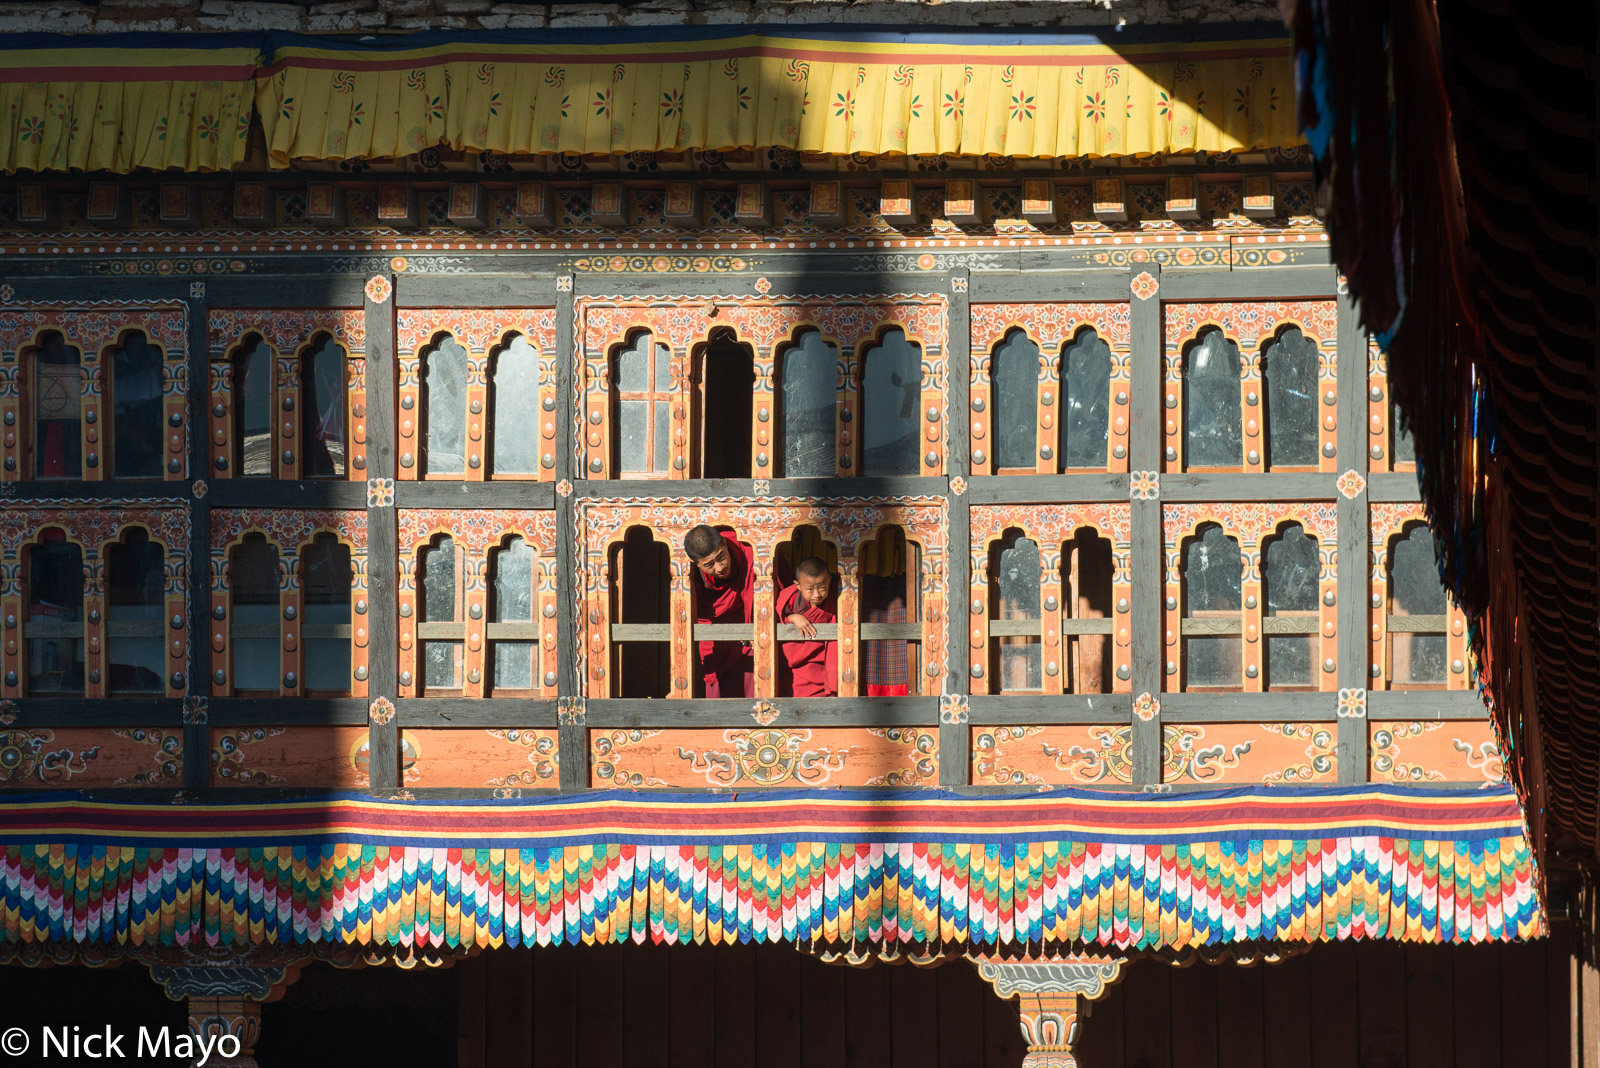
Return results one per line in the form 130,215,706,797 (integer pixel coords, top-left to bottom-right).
776,557,838,697
685,524,757,698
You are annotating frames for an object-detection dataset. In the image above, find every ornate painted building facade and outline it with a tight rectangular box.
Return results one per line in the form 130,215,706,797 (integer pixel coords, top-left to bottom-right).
0,20,1540,1066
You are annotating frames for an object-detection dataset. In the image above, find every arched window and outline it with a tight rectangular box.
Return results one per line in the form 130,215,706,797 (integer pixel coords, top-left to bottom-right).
988,530,1041,692
694,329,754,478
612,332,672,478
106,529,165,694
777,330,837,478
859,329,923,476
302,534,353,694
229,534,281,694
419,535,464,693
1064,527,1114,694
302,337,347,478
773,525,839,698
1263,523,1319,689
609,527,670,698
28,332,82,479
990,331,1039,474
1061,328,1112,469
1262,328,1319,468
490,335,541,477
110,331,163,478
1182,524,1242,689
861,527,922,695
422,335,469,478
1388,525,1448,686
490,536,538,693
233,336,273,477
25,531,82,694
1183,330,1242,469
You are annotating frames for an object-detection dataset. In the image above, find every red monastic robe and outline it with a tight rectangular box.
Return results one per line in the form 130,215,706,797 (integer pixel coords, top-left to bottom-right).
692,532,756,695
776,583,838,697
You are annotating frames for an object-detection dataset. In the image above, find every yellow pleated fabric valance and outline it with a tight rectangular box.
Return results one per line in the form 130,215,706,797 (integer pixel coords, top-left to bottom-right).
0,35,260,174
0,28,1301,173
258,29,1300,163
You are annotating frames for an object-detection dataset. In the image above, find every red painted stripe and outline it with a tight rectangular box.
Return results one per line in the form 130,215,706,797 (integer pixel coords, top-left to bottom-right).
0,64,256,84
259,41,1289,78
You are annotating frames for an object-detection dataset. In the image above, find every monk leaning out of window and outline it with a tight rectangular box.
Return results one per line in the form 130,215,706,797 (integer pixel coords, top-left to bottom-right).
776,557,839,698
685,524,758,699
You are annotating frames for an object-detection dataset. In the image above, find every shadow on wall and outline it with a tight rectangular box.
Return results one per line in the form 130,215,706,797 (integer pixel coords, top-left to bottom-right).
456,940,1024,1068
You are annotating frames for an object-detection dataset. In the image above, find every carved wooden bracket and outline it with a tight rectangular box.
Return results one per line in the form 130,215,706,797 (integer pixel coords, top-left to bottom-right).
974,958,1125,1068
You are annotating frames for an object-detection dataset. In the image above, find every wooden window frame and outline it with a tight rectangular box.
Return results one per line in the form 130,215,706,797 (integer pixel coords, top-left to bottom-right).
1178,525,1245,692
20,534,86,697
23,331,84,482
104,529,166,696
611,330,674,480
417,536,467,696
1384,523,1450,691
486,537,542,697
300,533,356,698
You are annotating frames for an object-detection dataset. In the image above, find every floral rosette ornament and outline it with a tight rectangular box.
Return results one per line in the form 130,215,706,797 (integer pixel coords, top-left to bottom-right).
1337,688,1367,719
368,697,396,725
365,275,392,304
1134,692,1160,721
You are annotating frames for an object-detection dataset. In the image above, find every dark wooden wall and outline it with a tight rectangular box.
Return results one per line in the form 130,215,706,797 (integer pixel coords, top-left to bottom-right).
456,932,1582,1068
456,941,1023,1068
1077,932,1577,1068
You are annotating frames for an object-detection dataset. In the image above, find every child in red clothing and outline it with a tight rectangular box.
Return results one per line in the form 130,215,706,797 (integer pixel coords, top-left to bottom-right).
776,557,838,697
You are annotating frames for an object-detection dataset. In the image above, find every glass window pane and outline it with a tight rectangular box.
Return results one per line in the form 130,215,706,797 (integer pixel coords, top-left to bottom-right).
303,536,352,693
27,536,82,694
33,333,82,479
653,400,670,472
779,331,837,478
107,532,164,693
1395,634,1446,684
653,340,672,392
236,339,273,477
861,330,922,477
1264,523,1318,687
618,400,648,474
1393,401,1416,464
112,332,163,478
493,538,533,621
422,537,459,691
1184,525,1241,688
425,643,462,690
422,537,456,623
991,332,1039,471
1264,328,1319,468
231,535,280,693
1063,329,1112,468
996,534,1041,692
491,336,541,475
493,643,536,690
616,334,648,391
303,338,347,477
1391,526,1447,685
1183,331,1242,468
423,336,468,476
1392,527,1447,615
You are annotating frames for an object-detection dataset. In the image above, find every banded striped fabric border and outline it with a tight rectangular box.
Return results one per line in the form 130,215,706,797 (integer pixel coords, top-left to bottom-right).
0,786,1542,950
